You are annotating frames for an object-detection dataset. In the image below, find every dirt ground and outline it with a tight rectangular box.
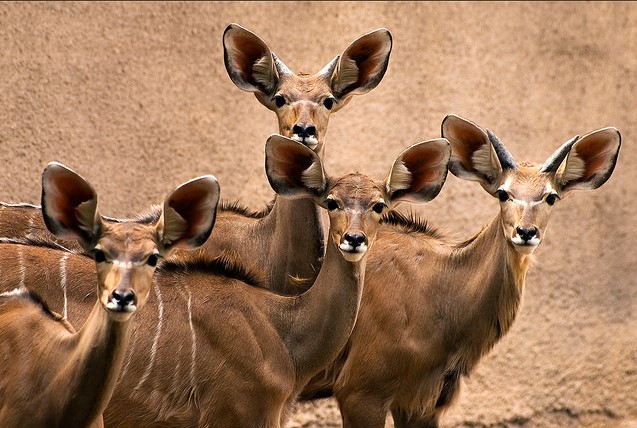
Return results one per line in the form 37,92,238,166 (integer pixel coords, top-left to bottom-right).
1,2,636,427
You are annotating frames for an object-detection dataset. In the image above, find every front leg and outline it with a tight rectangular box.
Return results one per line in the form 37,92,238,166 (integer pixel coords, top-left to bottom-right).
391,407,439,428
337,390,391,428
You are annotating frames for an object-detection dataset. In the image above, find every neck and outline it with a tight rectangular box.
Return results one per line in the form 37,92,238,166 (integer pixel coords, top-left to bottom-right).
198,196,326,295
259,196,326,292
55,301,132,426
277,240,366,387
453,215,532,363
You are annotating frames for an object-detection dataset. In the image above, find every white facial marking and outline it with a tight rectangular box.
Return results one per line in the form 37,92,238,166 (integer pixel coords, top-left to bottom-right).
545,183,555,195
339,242,368,262
292,134,319,150
106,300,137,312
500,179,551,207
501,177,513,193
511,237,540,255
510,198,544,208
339,242,354,252
511,236,540,247
113,260,137,269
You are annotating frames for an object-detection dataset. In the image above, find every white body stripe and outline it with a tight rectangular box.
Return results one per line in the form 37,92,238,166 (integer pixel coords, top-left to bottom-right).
118,328,137,382
0,288,26,298
60,253,69,319
187,286,197,391
27,210,36,236
135,283,164,391
18,248,25,289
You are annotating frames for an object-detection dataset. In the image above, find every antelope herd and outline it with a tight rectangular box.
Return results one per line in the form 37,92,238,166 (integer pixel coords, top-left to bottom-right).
0,23,622,428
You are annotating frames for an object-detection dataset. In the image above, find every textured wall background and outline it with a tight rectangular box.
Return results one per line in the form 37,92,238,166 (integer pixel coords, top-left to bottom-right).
0,2,635,427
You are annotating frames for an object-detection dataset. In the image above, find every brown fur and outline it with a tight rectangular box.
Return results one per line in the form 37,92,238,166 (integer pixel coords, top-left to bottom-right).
300,116,621,428
0,172,381,427
0,137,450,427
0,26,393,299
0,166,218,428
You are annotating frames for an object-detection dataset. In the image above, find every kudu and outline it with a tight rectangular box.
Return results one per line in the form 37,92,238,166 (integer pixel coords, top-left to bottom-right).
301,115,622,428
0,163,219,428
0,24,393,294
0,135,450,427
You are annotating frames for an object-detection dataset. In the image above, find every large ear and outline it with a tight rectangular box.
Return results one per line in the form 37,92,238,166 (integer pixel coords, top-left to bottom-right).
159,175,220,253
223,23,287,96
41,162,101,247
385,138,451,205
554,127,621,195
325,28,392,102
265,134,326,199
441,114,505,193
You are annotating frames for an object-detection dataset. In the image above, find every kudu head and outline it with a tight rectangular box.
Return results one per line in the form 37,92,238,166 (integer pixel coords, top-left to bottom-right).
442,114,621,255
41,163,220,321
223,23,392,156
264,135,451,262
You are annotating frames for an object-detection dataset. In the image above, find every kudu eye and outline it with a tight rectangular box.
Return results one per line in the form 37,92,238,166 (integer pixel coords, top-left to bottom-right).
273,94,286,108
94,249,107,263
372,202,386,214
545,193,559,206
323,97,335,110
496,189,510,203
326,199,339,211
146,254,160,268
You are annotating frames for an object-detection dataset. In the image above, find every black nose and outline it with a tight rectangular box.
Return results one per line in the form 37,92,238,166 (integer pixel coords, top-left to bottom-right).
112,289,136,306
516,226,538,242
344,232,366,248
293,124,316,138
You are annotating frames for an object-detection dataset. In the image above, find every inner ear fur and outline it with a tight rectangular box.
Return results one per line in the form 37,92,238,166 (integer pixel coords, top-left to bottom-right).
41,162,101,246
223,23,278,95
160,175,220,252
386,138,451,205
556,127,621,194
265,134,326,199
442,114,503,192
330,28,392,100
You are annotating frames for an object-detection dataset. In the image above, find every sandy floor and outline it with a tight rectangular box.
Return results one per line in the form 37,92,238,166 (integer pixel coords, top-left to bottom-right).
1,2,636,426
